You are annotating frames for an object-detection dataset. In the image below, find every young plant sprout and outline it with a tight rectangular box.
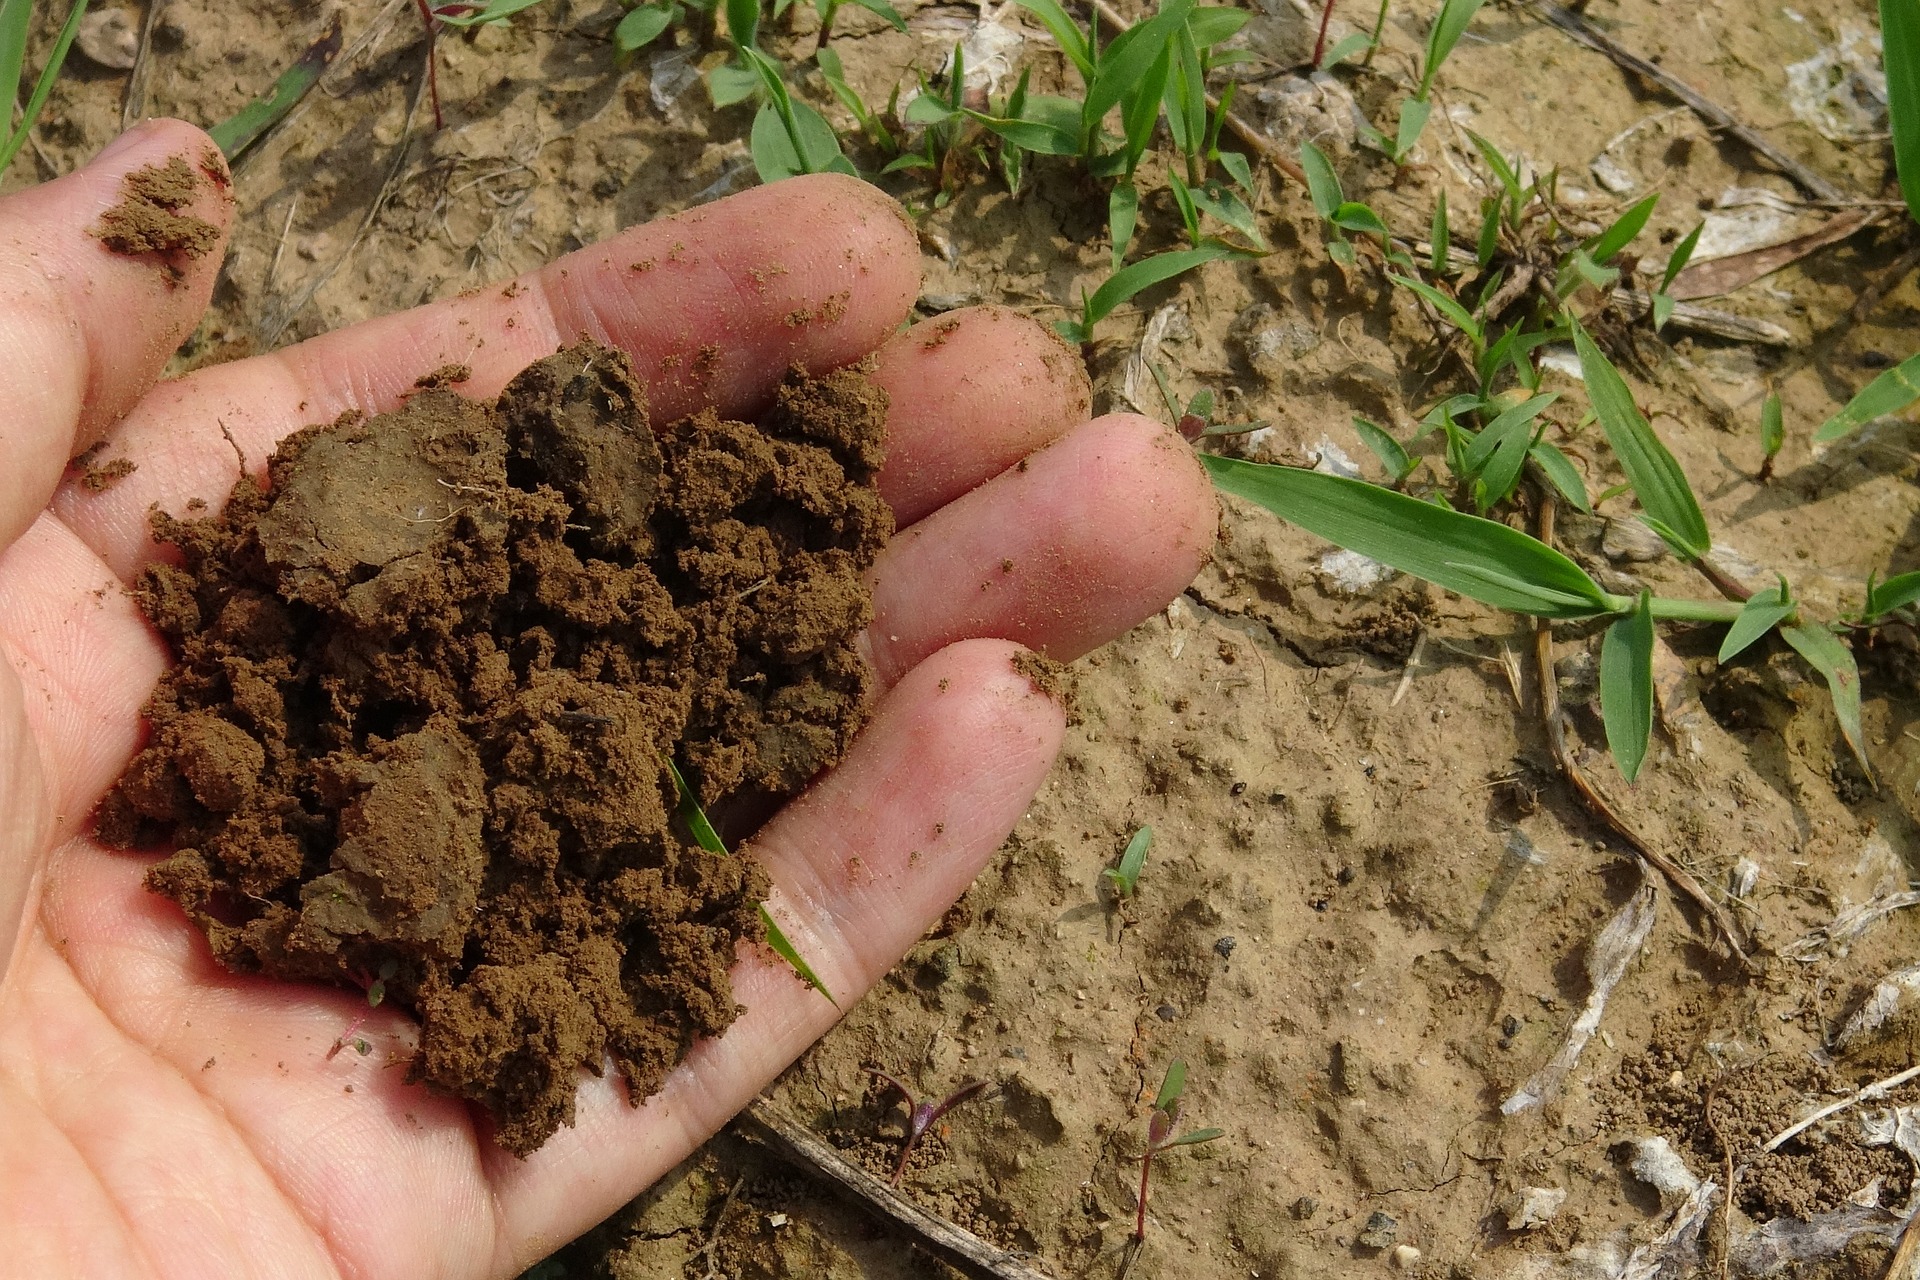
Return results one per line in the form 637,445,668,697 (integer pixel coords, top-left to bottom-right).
0,0,89,176
1133,1060,1224,1241
868,1069,990,1185
1104,825,1153,898
666,758,838,1005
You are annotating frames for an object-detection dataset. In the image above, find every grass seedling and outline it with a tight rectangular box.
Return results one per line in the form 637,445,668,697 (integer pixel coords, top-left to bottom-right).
1056,241,1250,346
0,0,88,177
666,758,838,1005
815,47,896,152
867,1070,989,1184
1757,390,1784,482
1300,140,1397,268
1104,826,1153,897
811,0,904,51
208,14,344,160
1133,1060,1224,1242
1648,221,1702,331
1355,0,1482,164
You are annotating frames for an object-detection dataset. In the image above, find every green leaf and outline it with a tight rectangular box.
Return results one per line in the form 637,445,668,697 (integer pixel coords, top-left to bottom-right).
1331,200,1388,236
1318,29,1371,68
1814,351,1920,442
1587,192,1658,266
904,88,959,124
1718,579,1794,662
759,903,837,1005
1760,391,1784,461
1651,292,1675,332
708,62,761,107
968,108,1079,154
208,14,342,159
1075,242,1248,334
1659,221,1703,291
431,0,546,26
1470,395,1557,510
1104,825,1153,896
1780,623,1872,780
1475,197,1502,266
1327,238,1356,266
1163,1126,1226,1148
845,0,907,31
1199,456,1613,618
1599,591,1655,782
1163,23,1205,160
0,0,85,177
0,0,31,112
1867,569,1920,620
1154,1059,1188,1111
1572,320,1709,559
1119,41,1174,171
1466,130,1521,207
1167,170,1200,243
1529,440,1591,512
1012,0,1093,82
614,1,677,51
1188,5,1249,46
1418,0,1485,98
1882,0,1920,222
1462,392,1556,476
1352,417,1416,482
1191,181,1266,248
1388,273,1484,349
1109,180,1139,267
1299,139,1343,221
1084,0,1193,139
750,95,853,181
725,0,760,47
1220,148,1253,193
1394,96,1432,161
1429,189,1450,274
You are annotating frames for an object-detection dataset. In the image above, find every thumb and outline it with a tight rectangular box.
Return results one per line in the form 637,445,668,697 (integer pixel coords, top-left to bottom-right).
0,118,235,553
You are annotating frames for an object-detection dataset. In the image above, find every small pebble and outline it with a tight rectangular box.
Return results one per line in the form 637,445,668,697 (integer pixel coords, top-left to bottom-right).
1214,935,1237,960
76,8,139,69
1155,1003,1179,1022
1389,1244,1421,1270
1358,1211,1399,1249
1290,1196,1318,1220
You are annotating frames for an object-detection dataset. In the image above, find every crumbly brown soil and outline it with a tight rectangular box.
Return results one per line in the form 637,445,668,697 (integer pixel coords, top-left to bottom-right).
92,154,220,260
97,342,892,1154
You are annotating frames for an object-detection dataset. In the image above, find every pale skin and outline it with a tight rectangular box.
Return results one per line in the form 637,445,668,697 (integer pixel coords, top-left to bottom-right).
0,120,1217,1277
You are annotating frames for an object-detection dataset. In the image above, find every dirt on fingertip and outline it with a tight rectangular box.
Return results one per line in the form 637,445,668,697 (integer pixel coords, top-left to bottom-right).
97,340,892,1155
92,154,221,263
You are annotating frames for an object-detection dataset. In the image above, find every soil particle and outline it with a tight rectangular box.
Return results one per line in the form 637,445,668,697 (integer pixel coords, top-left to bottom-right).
1010,650,1076,717
71,443,137,491
92,155,221,262
100,340,892,1155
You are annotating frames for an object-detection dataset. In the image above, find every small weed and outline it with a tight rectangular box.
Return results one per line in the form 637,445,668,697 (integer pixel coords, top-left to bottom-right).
867,1069,990,1185
0,0,88,176
1104,826,1153,898
1132,1060,1224,1242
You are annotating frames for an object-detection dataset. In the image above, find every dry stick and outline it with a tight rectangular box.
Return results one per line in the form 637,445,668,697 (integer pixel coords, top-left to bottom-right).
1529,1,1844,204
121,0,168,129
1530,495,1752,968
1887,1199,1920,1280
736,1100,1057,1280
1087,0,1307,187
1762,1062,1920,1153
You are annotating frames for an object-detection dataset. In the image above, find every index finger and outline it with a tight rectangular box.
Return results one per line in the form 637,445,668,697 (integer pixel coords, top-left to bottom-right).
54,172,920,580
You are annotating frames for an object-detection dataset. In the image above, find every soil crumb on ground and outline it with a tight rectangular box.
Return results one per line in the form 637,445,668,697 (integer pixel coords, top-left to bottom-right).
98,341,892,1154
92,154,221,261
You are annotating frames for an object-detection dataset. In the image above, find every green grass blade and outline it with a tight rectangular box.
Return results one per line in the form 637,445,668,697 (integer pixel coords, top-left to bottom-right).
1529,440,1591,512
667,758,837,1004
0,0,33,122
1200,456,1613,618
1011,0,1092,81
967,108,1078,155
1187,4,1247,46
1388,272,1483,349
1352,416,1415,481
1760,390,1785,462
0,0,85,177
208,14,344,160
1104,825,1153,895
1164,1126,1226,1148
1660,221,1703,291
1814,351,1920,442
1462,392,1556,475
1119,41,1173,171
1868,569,1920,620
1079,241,1246,331
1418,0,1485,98
1394,96,1431,161
1572,320,1709,559
1780,623,1872,780
846,0,906,32
725,0,760,47
1429,190,1450,273
1882,0,1920,221
615,2,678,52
430,0,547,25
1109,179,1139,267
1599,591,1655,782
1299,139,1342,220
1718,580,1793,662
1084,0,1193,138
1587,192,1658,266
1318,30,1371,68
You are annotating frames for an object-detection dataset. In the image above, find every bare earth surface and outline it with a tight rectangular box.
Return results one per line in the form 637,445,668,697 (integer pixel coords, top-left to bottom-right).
27,0,1920,1274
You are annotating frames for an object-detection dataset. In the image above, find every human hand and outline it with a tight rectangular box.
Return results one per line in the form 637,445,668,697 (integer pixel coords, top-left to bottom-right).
0,120,1215,1276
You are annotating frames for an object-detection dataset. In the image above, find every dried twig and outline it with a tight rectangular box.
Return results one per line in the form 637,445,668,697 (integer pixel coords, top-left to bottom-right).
1088,0,1306,187
734,1099,1057,1280
1529,1,1844,204
1763,1064,1920,1153
122,0,168,129
1530,496,1752,967
1670,208,1883,301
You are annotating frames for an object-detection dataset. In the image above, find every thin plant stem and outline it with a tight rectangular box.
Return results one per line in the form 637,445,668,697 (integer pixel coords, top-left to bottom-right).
1133,1147,1154,1240
1362,0,1388,66
1310,0,1335,68
1597,594,1744,624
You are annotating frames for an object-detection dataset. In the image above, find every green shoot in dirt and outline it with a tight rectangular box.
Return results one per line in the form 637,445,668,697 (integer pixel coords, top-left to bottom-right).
1883,0,1920,222
1300,140,1395,268
0,0,87,177
1354,0,1482,164
811,0,905,51
1056,241,1249,345
1757,390,1784,482
209,14,344,160
868,1069,989,1185
666,758,838,1005
1134,1060,1224,1242
1649,221,1702,332
1104,826,1153,897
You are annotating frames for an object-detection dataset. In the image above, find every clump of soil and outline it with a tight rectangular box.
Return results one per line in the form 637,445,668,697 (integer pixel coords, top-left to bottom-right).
98,341,893,1154
70,441,137,491
92,154,221,261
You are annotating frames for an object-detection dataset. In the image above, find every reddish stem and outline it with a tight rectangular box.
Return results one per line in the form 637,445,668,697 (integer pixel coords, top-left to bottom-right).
1134,1146,1155,1241
411,0,447,129
1310,0,1336,69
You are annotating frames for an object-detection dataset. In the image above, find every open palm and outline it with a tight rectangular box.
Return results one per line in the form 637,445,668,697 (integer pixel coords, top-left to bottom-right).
0,121,1215,1277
